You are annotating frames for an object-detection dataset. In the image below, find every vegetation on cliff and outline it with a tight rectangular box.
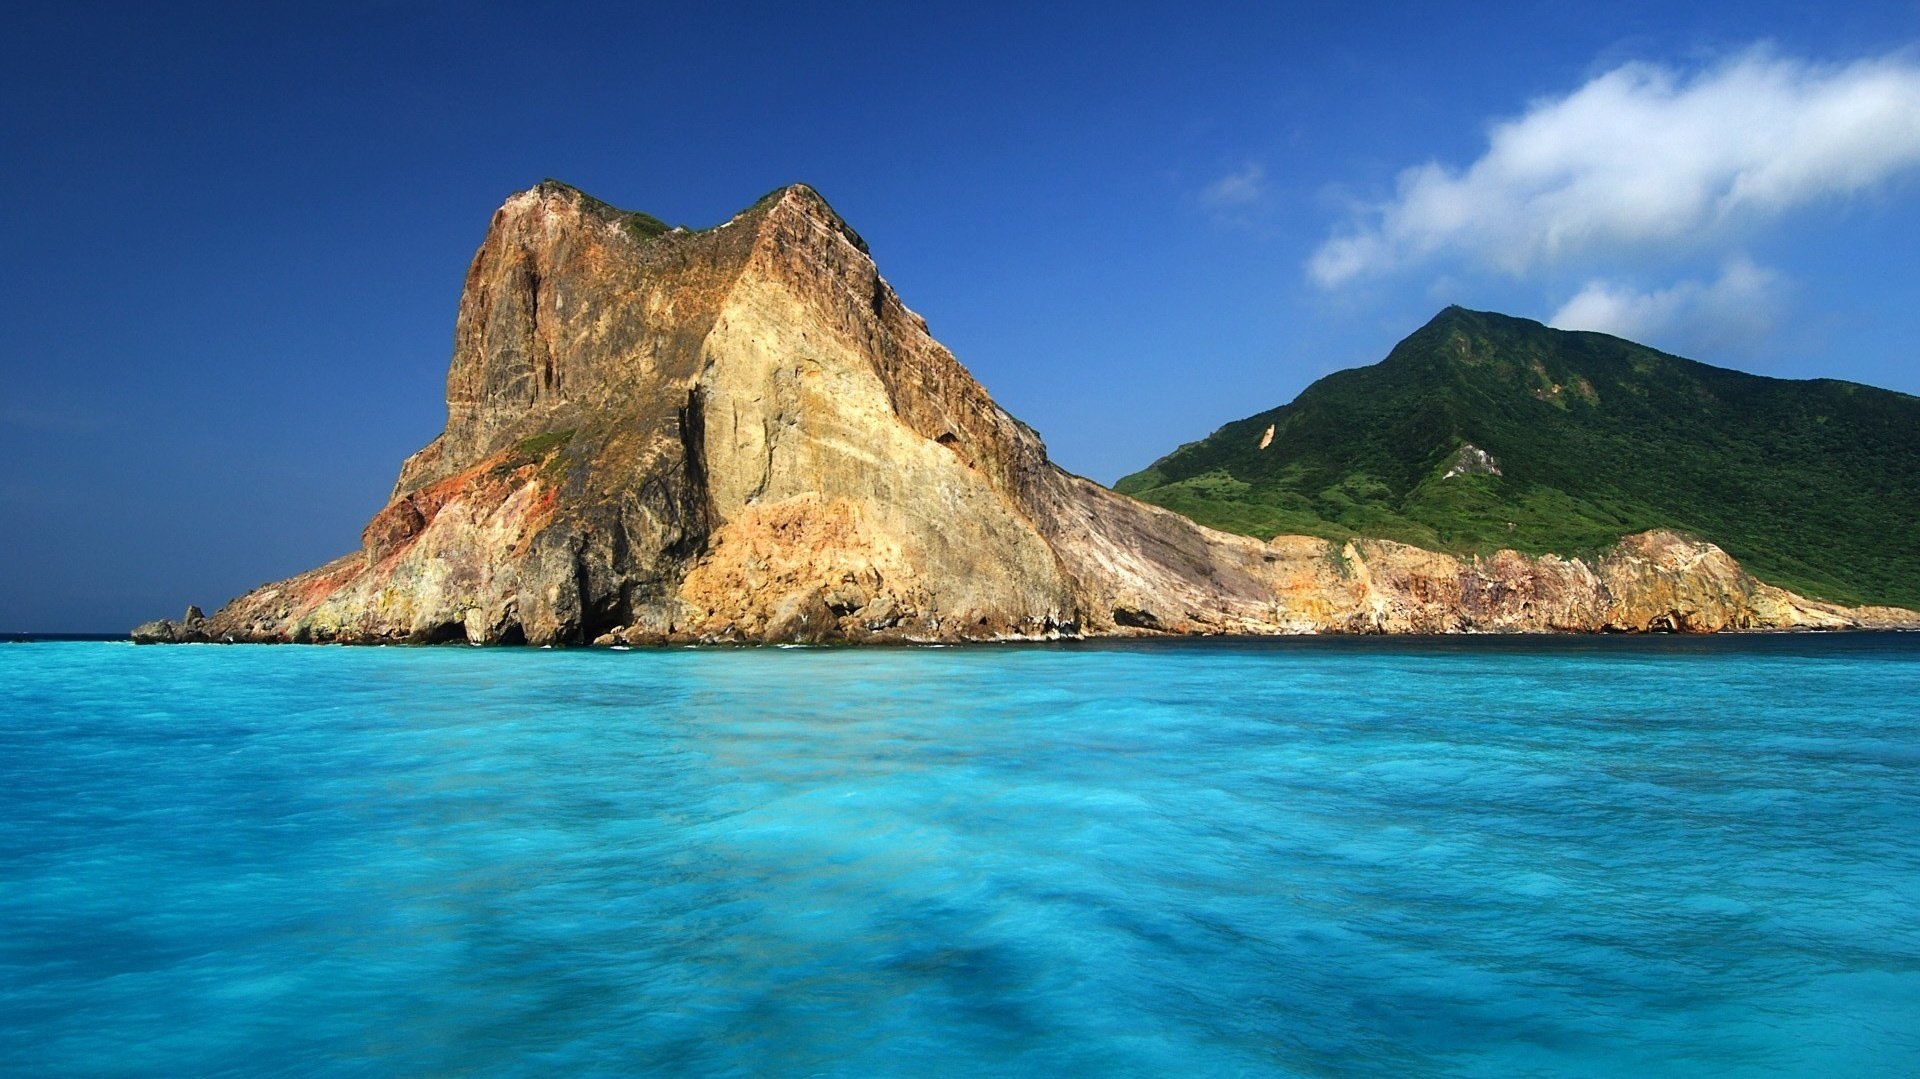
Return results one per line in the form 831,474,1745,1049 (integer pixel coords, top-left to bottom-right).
1116,307,1920,609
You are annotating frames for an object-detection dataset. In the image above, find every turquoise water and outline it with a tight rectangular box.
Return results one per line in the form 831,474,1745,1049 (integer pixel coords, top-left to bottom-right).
2,637,1917,1077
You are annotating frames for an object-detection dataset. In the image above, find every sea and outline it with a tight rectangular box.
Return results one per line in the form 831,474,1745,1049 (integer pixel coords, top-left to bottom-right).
2,635,1916,1077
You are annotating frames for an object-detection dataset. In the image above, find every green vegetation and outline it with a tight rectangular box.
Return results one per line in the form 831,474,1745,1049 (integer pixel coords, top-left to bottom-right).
616,211,673,242
1115,307,1920,608
498,429,576,480
514,428,575,457
540,179,675,240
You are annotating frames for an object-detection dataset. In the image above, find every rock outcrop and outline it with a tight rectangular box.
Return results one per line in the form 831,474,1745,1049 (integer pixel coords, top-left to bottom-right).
136,182,1917,644
132,605,216,644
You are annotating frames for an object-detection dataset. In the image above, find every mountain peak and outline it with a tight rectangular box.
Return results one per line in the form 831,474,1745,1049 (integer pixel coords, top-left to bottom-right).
1118,306,1920,610
741,183,869,253
519,178,676,239
513,180,869,253
1418,305,1549,337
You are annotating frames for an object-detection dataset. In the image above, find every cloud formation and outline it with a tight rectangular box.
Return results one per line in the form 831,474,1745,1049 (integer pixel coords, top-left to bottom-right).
1199,163,1267,210
1548,258,1784,353
1310,48,1920,286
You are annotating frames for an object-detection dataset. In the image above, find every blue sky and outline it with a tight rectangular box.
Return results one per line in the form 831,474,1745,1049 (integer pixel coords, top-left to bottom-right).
5,1,1919,631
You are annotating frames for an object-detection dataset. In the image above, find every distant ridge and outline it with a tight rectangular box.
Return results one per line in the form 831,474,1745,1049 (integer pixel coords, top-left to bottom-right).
1118,307,1920,610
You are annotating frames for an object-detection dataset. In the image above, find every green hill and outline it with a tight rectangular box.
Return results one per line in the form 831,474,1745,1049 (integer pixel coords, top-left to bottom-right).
1115,307,1920,609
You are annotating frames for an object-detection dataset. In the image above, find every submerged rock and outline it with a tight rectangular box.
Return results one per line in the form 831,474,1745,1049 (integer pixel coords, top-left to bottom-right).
134,182,1918,644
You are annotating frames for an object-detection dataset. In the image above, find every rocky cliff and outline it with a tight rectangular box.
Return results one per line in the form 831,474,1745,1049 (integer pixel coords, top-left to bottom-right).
134,183,1916,644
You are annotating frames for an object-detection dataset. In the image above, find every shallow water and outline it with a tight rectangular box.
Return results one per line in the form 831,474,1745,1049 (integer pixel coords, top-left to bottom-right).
2,636,1917,1076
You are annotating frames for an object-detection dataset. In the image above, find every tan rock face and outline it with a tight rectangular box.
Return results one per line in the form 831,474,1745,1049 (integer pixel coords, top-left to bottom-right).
151,182,1916,644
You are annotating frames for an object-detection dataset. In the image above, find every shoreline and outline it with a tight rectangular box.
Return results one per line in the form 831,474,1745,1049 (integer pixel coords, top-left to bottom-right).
100,621,1920,648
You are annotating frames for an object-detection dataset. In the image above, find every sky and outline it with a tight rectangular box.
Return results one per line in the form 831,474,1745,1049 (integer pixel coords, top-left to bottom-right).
4,1,1920,631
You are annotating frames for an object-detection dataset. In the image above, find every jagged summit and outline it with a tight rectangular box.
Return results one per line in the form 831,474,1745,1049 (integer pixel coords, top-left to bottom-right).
524,179,869,252
530,179,671,237
746,183,870,252
131,186,1915,644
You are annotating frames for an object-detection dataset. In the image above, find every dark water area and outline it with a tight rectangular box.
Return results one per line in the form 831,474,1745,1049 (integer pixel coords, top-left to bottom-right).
3,636,1917,1075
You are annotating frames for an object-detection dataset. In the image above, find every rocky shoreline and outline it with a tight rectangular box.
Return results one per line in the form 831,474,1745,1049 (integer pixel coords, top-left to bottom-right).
134,182,1918,645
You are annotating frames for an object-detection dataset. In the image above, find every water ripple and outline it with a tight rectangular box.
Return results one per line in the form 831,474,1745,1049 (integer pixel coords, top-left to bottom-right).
1,636,1916,1076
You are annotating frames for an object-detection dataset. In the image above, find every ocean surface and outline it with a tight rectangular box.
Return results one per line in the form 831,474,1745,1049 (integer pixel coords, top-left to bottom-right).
2,636,1917,1077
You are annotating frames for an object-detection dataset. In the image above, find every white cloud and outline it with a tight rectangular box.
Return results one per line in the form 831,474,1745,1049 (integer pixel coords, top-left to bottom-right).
1310,47,1920,286
1548,257,1784,353
1199,163,1267,210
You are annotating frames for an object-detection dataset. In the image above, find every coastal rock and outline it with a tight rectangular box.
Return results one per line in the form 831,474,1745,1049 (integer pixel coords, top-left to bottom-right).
132,604,217,643
137,182,1918,643
130,619,179,644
